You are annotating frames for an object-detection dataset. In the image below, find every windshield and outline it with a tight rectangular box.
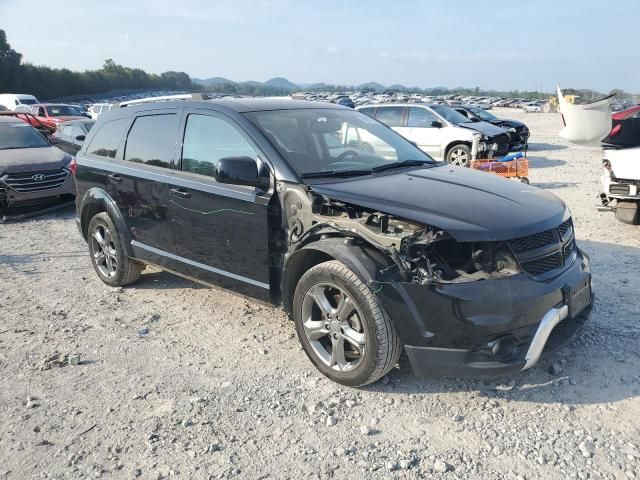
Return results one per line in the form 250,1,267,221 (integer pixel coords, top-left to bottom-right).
430,105,472,125
0,122,50,150
47,105,82,116
245,108,436,178
466,106,497,121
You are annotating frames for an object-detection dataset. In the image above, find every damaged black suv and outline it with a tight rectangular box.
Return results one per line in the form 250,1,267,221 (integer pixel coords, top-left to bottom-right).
74,96,593,386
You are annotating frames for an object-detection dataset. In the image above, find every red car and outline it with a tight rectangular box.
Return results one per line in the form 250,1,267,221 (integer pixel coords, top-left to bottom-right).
31,104,87,131
0,111,56,137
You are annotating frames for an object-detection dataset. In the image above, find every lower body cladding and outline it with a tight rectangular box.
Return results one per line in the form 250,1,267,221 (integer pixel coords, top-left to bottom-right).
373,249,593,378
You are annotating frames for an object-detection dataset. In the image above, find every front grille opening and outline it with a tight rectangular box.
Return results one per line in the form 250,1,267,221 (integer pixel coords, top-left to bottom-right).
509,218,576,278
521,252,563,276
510,228,556,253
610,184,631,195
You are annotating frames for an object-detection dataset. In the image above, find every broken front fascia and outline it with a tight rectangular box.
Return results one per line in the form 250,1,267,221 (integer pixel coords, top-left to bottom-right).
280,184,521,285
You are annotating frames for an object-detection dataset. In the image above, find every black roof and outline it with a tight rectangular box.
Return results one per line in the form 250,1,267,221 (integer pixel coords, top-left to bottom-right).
120,97,345,114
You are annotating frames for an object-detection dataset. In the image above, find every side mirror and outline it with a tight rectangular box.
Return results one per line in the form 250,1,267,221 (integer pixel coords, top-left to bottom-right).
431,120,443,128
75,135,86,142
470,117,480,122
216,157,268,188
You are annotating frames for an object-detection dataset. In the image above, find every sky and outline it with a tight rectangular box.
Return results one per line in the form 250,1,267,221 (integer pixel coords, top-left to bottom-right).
1,0,639,92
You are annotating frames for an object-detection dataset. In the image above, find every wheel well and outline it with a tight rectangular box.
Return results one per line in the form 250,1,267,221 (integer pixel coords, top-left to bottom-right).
445,141,471,158
282,249,334,315
80,203,106,240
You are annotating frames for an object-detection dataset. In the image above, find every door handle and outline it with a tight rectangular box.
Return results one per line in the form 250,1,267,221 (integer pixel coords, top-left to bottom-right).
107,173,122,184
170,188,191,199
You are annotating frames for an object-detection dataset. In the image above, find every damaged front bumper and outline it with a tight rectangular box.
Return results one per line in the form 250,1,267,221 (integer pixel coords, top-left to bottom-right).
374,249,593,378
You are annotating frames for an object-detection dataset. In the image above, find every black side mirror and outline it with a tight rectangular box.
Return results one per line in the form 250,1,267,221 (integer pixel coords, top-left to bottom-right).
431,121,443,128
470,117,480,122
75,135,85,142
216,156,268,188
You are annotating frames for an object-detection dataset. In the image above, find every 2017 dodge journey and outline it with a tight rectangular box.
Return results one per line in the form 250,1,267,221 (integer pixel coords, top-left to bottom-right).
74,95,593,386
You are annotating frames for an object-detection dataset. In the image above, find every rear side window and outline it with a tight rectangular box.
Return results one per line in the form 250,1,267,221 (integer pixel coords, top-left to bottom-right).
358,107,376,117
124,114,178,169
375,107,404,127
87,118,130,158
181,114,257,177
407,107,440,128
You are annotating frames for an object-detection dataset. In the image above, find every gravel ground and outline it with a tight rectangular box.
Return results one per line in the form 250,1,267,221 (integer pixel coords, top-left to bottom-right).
1,109,639,480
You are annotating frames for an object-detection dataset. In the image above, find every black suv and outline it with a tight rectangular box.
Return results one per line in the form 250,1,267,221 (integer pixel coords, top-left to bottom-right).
74,96,593,386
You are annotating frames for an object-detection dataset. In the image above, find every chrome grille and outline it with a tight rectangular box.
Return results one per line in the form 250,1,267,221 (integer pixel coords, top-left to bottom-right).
2,169,68,193
509,218,576,278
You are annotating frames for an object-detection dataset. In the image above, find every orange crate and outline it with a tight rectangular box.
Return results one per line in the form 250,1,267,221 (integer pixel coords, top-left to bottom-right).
470,158,529,179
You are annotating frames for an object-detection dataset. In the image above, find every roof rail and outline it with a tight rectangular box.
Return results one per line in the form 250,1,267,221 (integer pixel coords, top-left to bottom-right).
117,93,212,108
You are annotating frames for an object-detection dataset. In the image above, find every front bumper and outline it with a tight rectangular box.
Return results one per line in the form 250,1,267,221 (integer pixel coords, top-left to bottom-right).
375,249,593,378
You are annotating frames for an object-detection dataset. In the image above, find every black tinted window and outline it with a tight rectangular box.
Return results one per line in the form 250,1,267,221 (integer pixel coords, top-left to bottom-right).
124,114,178,168
87,118,129,158
375,107,403,127
181,114,257,177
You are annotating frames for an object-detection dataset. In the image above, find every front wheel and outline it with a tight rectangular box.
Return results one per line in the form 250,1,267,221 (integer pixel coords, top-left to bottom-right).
446,144,472,167
293,260,402,386
87,212,142,286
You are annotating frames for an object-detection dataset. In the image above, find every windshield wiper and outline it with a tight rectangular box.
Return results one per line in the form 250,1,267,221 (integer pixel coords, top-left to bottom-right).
371,159,433,173
301,169,373,179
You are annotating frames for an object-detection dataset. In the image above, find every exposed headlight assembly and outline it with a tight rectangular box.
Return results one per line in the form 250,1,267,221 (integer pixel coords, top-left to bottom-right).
406,235,521,284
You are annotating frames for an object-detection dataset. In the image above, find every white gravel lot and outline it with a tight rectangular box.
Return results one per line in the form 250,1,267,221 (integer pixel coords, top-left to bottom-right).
0,109,639,480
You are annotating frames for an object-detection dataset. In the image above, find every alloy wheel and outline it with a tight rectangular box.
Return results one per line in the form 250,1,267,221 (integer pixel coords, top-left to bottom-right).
449,148,469,166
91,224,118,278
301,283,366,372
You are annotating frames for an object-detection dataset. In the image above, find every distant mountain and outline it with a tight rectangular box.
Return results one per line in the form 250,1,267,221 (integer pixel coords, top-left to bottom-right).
357,82,385,91
193,76,236,86
387,84,408,91
304,82,328,89
264,77,299,90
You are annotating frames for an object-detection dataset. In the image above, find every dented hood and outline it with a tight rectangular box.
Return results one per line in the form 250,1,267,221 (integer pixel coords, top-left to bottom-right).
309,165,567,242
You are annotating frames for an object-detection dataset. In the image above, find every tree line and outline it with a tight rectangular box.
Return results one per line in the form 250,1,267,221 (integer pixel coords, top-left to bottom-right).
0,30,193,100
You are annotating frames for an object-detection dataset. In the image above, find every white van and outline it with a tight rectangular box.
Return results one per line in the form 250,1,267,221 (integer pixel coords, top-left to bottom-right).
89,103,113,120
357,103,510,166
0,93,40,111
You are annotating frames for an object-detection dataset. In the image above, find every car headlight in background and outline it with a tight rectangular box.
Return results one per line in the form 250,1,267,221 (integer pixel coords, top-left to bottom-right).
507,127,516,133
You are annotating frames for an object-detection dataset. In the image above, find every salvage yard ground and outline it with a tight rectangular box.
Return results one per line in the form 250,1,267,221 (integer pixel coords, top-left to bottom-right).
1,109,639,480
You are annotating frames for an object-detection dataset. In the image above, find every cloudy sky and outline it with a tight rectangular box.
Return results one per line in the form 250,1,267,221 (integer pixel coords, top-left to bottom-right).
2,0,638,92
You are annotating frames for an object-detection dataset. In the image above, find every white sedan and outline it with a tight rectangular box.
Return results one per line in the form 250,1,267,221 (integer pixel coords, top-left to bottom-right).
523,103,542,113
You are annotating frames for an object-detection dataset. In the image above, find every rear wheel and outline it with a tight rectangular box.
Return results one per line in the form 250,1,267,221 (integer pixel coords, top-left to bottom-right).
446,144,472,167
614,201,640,225
293,260,402,386
88,212,142,286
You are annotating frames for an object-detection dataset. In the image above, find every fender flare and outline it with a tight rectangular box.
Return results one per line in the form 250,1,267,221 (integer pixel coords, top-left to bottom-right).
79,187,134,257
281,236,394,314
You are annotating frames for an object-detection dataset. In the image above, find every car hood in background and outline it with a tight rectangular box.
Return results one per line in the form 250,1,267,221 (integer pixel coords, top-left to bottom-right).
309,166,567,242
0,146,68,174
457,121,507,138
490,119,527,130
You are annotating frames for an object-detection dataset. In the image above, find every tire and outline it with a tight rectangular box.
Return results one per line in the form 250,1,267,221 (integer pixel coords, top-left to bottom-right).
520,177,530,185
446,144,472,167
614,201,640,225
292,260,402,387
87,212,142,286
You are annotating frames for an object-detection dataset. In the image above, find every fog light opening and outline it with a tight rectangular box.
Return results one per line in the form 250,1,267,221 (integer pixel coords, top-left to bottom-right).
488,336,517,361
